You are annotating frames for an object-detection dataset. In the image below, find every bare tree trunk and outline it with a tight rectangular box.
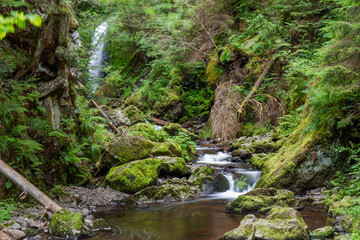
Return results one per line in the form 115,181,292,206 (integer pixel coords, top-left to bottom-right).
0,159,62,213
91,100,119,134
229,0,233,17
238,56,277,114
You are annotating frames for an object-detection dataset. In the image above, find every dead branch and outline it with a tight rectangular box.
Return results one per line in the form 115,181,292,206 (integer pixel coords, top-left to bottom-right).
0,159,62,213
238,55,277,114
91,100,119,134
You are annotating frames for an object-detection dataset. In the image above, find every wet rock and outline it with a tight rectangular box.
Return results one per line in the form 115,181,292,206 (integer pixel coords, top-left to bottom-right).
49,209,89,238
219,207,309,240
225,188,295,213
201,176,215,194
92,219,111,231
2,228,26,240
214,174,230,192
310,226,334,239
188,165,214,189
130,182,195,202
334,215,353,233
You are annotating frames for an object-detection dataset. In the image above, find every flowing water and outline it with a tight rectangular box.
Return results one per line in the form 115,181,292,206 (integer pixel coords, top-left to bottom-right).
89,21,108,91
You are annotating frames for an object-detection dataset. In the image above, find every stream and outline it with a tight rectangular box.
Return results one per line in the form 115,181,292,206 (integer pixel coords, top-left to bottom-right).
86,146,333,240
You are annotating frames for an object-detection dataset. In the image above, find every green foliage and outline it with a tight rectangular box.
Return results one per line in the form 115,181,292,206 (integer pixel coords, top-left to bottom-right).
238,122,270,137
181,88,213,122
0,198,17,223
0,11,42,40
130,124,169,142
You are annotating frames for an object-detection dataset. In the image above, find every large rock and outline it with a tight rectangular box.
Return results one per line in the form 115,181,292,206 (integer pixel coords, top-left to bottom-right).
109,109,131,126
225,188,295,213
214,174,230,192
104,135,155,167
1,229,25,240
49,209,89,238
219,207,310,240
130,179,194,202
105,157,190,194
188,165,214,189
253,128,348,193
310,226,335,239
151,142,182,157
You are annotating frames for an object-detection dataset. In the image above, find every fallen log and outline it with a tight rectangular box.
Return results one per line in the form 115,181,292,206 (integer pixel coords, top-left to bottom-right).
0,159,62,213
149,117,171,126
91,100,119,134
238,55,277,114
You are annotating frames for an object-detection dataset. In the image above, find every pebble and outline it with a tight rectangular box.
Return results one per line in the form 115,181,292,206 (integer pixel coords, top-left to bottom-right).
82,208,90,216
10,222,21,230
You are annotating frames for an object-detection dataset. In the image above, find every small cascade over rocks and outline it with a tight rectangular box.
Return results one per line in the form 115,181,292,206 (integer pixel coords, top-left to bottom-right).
195,145,262,199
89,21,109,91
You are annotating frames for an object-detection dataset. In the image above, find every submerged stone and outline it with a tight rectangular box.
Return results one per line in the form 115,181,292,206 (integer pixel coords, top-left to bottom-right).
225,188,295,213
219,207,310,240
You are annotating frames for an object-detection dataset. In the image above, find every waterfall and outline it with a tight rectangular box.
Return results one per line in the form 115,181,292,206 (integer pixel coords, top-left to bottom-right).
89,21,108,91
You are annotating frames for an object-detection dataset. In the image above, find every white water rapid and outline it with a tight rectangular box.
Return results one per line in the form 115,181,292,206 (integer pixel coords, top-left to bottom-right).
196,146,262,199
89,21,109,91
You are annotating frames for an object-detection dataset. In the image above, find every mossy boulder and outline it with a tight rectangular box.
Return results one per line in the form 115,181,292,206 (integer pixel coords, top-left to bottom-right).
254,118,349,193
123,105,145,125
188,165,214,188
109,108,131,126
248,140,282,154
105,157,190,193
158,156,190,176
151,142,182,157
225,188,295,213
104,135,155,167
130,179,194,202
310,226,335,239
153,89,183,122
219,207,310,240
105,158,162,194
329,196,359,217
334,215,353,233
49,209,88,238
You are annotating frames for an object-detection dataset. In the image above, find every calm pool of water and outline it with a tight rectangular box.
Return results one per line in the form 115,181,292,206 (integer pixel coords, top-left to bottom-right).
89,198,333,240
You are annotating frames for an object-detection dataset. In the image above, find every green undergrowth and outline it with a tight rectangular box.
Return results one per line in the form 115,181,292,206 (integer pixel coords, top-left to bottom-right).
0,198,18,224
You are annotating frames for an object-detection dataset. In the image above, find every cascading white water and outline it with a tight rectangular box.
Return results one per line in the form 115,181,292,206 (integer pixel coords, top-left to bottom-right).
89,21,109,91
196,146,262,199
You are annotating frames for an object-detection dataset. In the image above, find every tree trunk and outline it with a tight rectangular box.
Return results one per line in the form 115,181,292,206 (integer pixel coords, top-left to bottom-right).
0,159,62,213
238,56,277,114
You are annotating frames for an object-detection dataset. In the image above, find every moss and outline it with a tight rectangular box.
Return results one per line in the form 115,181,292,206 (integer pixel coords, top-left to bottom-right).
310,226,335,239
105,158,162,194
49,209,87,238
123,105,145,125
206,60,222,86
105,135,155,166
198,120,213,139
189,165,214,188
105,157,190,193
220,207,309,240
225,188,295,213
151,142,182,157
158,156,190,175
254,116,346,192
